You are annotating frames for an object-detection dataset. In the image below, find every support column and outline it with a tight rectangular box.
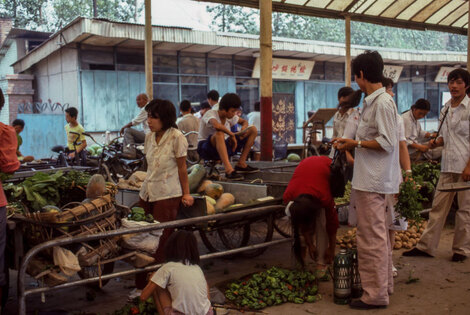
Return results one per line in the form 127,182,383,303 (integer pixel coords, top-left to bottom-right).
345,15,351,86
260,0,273,161
145,0,153,99
467,2,470,70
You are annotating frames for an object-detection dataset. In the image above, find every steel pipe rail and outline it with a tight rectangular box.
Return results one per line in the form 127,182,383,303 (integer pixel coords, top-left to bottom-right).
17,205,285,314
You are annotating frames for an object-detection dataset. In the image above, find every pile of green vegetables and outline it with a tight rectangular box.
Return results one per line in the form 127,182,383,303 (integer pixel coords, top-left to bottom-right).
396,162,441,222
113,297,156,315
4,170,91,212
225,267,320,310
128,207,154,223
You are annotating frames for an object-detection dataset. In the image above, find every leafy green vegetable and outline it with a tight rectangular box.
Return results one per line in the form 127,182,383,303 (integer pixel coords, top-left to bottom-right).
225,267,320,310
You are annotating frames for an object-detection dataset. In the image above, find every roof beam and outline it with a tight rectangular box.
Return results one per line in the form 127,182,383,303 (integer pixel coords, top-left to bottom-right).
197,0,467,35
344,0,361,13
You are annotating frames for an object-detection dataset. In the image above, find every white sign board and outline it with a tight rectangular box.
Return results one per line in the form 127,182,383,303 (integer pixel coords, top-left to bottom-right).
383,65,403,83
435,67,467,83
252,57,314,80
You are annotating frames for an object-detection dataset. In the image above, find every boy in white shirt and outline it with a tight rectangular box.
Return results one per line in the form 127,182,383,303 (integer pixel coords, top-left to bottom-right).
197,93,259,180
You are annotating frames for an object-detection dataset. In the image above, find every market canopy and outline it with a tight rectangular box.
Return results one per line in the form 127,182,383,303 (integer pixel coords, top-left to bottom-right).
198,0,469,35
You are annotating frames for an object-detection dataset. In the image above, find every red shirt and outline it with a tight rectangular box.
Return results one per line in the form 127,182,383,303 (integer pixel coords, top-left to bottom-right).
283,156,339,235
0,123,20,207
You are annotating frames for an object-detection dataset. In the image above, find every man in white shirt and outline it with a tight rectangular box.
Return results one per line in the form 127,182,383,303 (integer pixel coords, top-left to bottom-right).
177,100,200,162
194,101,210,120
247,101,261,161
120,93,149,159
401,99,441,160
404,68,470,263
207,90,219,111
335,51,400,310
197,93,259,180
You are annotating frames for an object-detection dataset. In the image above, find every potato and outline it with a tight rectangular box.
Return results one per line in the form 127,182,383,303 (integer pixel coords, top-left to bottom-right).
405,231,411,237
347,243,353,249
411,233,417,239
416,232,421,238
395,235,401,242
215,193,235,211
347,230,354,236
404,242,412,249
402,235,409,242
410,238,417,245
394,242,402,250
419,228,425,233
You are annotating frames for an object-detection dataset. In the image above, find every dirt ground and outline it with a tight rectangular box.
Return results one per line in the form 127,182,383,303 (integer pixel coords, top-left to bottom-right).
4,225,470,315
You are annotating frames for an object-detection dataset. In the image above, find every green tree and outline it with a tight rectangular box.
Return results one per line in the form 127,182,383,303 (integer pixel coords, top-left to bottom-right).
206,3,467,52
0,0,143,32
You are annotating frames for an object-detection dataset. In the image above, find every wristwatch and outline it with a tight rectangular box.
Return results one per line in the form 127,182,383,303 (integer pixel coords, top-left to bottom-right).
357,140,362,148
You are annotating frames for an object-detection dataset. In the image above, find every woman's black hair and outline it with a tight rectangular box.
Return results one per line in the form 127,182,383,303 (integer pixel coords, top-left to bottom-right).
165,230,200,265
352,50,384,84
290,194,323,267
337,87,354,101
381,77,394,89
339,89,363,110
411,98,431,111
146,99,177,130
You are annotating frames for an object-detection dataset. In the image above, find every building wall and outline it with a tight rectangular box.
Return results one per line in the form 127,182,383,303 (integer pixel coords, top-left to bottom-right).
35,47,79,110
0,40,18,123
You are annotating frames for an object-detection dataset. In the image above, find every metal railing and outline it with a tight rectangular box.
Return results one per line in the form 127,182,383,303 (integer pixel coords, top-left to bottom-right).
18,205,289,314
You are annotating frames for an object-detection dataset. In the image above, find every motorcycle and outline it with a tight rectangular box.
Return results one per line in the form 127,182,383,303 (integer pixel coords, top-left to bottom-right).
84,133,146,184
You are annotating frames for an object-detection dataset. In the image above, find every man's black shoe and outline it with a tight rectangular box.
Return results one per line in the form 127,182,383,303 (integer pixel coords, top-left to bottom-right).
402,248,433,257
225,171,244,181
350,300,387,310
234,164,260,174
452,253,467,262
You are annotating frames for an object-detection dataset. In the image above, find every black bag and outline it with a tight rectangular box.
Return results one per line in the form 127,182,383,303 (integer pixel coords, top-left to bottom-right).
330,150,348,198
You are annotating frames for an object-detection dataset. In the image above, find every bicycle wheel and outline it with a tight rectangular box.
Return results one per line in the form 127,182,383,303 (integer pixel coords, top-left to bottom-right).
217,223,250,250
273,212,292,238
199,227,226,253
240,214,275,258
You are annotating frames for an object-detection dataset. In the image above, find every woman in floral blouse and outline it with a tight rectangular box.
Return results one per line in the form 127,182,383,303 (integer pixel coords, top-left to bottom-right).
136,99,194,288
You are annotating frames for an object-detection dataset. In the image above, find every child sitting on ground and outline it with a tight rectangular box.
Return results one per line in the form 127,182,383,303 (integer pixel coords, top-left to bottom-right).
140,230,213,315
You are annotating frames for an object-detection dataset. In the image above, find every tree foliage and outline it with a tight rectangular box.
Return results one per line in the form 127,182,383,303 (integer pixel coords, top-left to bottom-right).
0,0,142,32
206,4,467,52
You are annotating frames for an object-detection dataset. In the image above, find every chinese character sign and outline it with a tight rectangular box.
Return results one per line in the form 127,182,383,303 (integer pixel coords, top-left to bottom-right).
252,58,315,80
383,65,403,83
435,67,467,83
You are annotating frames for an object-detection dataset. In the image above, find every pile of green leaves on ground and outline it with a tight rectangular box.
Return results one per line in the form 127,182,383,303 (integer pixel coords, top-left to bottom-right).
225,267,320,310
4,170,91,212
112,297,156,315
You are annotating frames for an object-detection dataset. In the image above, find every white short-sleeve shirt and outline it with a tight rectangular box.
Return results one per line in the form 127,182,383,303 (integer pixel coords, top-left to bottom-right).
439,96,470,174
402,110,428,154
139,128,188,202
352,88,401,194
151,261,211,315
198,109,239,141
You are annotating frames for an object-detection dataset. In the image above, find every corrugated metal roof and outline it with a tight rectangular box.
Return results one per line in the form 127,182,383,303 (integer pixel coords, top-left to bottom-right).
12,17,466,73
198,0,469,35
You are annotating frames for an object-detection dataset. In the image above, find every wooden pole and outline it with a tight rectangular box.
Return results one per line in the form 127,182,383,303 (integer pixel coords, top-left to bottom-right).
345,15,351,87
467,2,470,71
260,0,273,161
145,0,153,99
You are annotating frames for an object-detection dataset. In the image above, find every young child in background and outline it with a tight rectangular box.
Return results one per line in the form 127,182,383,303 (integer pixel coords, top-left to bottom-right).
140,230,213,315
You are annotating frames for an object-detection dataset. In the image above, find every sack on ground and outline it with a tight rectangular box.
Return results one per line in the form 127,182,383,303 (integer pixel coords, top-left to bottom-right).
53,246,81,276
120,218,162,254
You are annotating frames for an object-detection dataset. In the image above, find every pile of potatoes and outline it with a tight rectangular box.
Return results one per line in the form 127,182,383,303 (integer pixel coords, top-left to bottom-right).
393,221,427,250
336,221,427,251
336,228,357,249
